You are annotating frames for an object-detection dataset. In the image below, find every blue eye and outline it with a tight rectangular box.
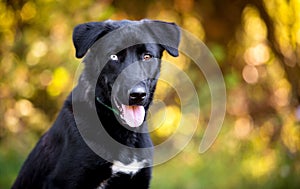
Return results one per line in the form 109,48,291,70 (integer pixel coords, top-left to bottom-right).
110,54,118,61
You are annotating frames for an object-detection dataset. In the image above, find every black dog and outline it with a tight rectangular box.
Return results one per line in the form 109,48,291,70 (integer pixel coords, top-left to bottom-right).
12,19,180,189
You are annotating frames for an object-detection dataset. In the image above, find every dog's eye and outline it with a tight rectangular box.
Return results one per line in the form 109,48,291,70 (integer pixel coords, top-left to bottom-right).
110,54,118,61
143,54,153,61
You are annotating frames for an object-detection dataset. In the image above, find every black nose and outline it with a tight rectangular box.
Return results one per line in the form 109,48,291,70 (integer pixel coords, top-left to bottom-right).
129,85,147,105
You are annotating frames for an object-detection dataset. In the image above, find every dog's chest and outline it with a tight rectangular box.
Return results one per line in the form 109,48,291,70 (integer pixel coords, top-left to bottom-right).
97,159,148,189
111,159,147,175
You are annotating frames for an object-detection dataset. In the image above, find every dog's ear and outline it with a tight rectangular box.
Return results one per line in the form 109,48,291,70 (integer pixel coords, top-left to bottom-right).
73,22,112,58
145,20,181,57
159,22,180,57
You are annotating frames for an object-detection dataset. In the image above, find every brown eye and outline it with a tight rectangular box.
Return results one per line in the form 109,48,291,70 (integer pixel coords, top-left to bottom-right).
143,54,152,61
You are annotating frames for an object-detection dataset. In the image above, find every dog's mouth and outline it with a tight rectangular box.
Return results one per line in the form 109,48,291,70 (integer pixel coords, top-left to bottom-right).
114,98,145,128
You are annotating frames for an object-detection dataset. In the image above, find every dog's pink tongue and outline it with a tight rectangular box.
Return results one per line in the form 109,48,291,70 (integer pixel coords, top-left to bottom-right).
121,105,145,127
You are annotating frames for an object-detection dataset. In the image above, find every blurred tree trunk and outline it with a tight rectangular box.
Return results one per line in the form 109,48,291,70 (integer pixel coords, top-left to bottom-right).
195,0,246,46
194,0,276,117
196,0,300,107
250,0,300,107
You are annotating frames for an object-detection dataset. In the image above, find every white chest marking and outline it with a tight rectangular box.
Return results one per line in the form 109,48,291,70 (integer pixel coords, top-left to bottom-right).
111,159,146,175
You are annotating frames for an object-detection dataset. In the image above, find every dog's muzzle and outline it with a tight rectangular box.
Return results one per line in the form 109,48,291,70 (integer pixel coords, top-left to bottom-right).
113,82,149,128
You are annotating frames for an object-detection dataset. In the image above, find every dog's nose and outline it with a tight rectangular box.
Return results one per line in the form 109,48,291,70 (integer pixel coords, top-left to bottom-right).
129,85,147,105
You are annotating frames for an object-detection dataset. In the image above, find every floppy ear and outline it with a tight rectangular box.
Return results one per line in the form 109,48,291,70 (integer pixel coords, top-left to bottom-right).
72,22,112,58
147,20,181,57
160,22,180,57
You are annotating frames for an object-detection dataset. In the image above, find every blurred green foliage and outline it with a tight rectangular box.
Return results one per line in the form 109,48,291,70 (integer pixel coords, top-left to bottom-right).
1,0,300,188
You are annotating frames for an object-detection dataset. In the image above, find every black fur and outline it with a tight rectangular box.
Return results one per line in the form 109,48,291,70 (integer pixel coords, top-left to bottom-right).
12,19,180,189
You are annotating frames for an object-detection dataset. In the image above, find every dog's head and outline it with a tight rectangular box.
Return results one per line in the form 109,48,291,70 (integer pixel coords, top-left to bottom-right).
73,20,180,128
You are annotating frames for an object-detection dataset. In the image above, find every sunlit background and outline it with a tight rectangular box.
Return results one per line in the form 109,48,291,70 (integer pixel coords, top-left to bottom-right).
1,0,300,188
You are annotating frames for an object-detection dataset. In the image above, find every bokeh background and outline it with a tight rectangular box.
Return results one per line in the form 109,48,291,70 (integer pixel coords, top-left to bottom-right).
1,0,300,188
